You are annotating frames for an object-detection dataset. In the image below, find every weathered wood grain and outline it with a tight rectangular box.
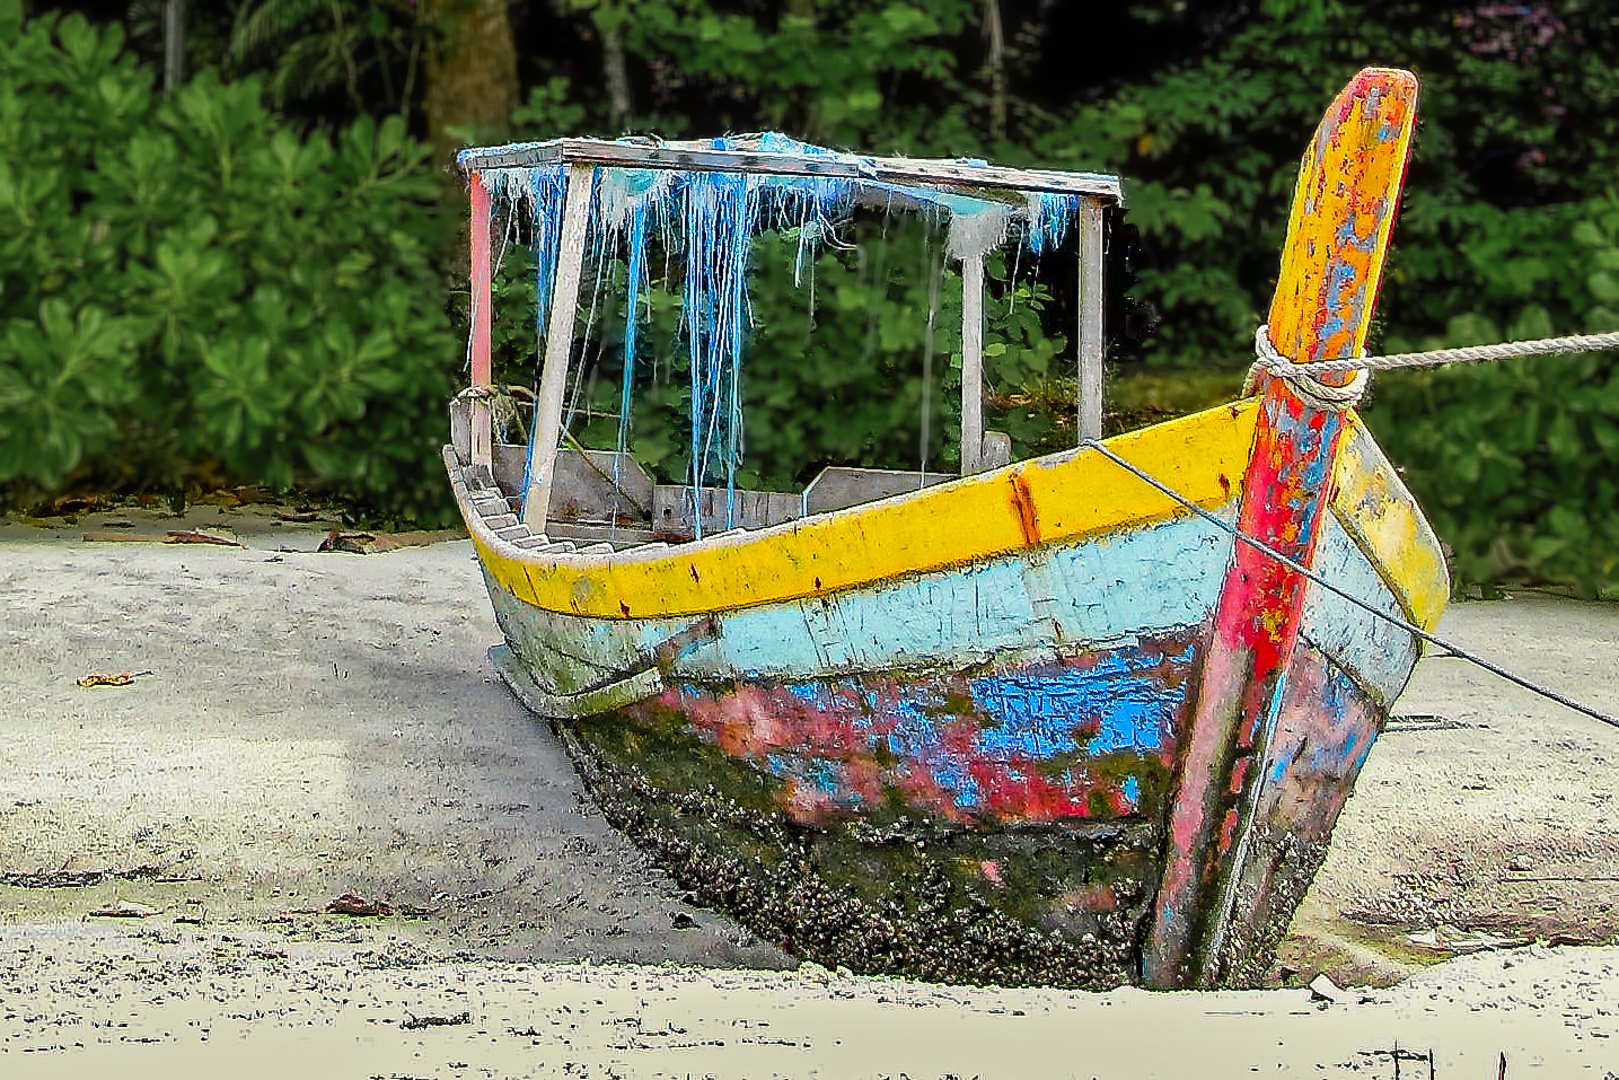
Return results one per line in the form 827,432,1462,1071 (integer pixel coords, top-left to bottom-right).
960,252,986,474
521,163,596,531
457,137,1125,202
1076,198,1106,443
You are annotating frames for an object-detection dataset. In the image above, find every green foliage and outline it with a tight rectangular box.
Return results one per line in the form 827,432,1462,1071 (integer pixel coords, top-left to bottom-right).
0,13,458,520
13,0,1619,589
224,0,428,118
494,0,1619,590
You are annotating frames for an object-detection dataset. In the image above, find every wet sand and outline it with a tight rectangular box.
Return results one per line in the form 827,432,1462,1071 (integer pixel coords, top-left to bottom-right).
2,502,1617,1077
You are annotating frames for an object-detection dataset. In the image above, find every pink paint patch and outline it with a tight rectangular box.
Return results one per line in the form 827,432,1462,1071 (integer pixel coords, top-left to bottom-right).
633,641,1193,828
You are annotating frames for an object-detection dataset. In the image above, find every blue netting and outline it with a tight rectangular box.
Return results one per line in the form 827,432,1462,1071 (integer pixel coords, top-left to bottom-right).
476,135,1084,535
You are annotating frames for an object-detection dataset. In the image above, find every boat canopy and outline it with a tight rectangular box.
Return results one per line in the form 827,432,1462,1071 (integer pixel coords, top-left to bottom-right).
454,134,1125,534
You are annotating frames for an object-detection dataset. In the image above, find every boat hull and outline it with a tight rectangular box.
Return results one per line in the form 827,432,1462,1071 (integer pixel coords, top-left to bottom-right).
451,402,1447,987
536,634,1380,987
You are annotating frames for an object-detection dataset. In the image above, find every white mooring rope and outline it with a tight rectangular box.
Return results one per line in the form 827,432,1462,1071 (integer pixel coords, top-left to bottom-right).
1251,324,1619,388
1246,325,1371,409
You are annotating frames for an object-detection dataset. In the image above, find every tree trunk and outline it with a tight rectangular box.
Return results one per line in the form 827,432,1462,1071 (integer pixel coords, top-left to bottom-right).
598,7,632,130
163,0,185,92
424,0,519,170
983,0,1006,142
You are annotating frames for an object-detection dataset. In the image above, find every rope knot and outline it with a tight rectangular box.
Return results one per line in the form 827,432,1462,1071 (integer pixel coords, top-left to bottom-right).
1245,325,1369,411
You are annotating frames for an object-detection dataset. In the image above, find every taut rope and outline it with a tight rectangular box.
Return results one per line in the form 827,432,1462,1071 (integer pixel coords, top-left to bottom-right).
1082,439,1619,733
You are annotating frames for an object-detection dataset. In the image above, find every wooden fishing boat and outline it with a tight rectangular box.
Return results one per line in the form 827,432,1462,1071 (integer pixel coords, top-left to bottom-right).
445,68,1446,990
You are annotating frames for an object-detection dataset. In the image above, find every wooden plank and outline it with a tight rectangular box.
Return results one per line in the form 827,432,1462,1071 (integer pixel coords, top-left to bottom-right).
1076,198,1106,442
1140,68,1419,990
521,164,596,531
457,138,1125,203
960,252,985,474
468,172,494,470
801,467,952,515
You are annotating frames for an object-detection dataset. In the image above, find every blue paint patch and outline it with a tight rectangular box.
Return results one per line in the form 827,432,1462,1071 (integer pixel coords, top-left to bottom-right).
967,643,1196,758
753,638,1195,815
784,682,824,707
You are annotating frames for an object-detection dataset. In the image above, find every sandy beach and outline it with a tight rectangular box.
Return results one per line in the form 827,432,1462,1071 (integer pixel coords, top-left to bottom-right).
2,500,1617,1078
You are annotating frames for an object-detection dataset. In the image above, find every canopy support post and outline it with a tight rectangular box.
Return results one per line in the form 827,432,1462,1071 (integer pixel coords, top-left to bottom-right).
960,252,985,474
469,172,494,471
522,164,596,531
1077,198,1105,443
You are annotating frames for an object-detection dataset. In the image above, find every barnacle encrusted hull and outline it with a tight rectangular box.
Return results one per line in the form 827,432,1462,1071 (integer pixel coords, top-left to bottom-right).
467,405,1447,987
513,618,1397,988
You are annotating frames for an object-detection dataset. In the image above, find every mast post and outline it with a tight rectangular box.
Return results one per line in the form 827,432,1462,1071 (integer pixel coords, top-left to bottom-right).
522,164,597,531
1076,197,1106,444
960,252,985,474
469,172,494,471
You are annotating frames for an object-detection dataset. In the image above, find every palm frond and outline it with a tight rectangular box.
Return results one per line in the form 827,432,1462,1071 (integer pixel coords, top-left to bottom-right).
229,0,329,63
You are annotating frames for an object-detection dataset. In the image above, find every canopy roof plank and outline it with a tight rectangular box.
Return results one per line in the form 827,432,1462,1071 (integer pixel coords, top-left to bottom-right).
457,137,1126,206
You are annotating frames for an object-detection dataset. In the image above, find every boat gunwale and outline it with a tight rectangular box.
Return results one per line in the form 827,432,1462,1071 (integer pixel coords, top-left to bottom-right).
451,399,1262,621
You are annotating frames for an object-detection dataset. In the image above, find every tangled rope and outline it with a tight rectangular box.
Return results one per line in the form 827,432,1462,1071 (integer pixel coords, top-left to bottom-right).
1245,325,1370,410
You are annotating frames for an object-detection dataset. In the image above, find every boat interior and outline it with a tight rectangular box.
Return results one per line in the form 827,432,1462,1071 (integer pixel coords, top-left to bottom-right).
449,402,1012,551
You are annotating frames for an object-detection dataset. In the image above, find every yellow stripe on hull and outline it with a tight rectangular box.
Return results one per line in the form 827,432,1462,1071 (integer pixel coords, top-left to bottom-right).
1331,415,1450,631
472,400,1261,621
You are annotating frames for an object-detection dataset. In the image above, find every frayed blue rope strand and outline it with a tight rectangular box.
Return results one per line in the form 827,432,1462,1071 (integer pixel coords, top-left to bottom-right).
615,202,648,527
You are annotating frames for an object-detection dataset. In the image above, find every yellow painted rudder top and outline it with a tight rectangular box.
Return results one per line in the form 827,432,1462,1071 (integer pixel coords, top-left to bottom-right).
1268,68,1419,368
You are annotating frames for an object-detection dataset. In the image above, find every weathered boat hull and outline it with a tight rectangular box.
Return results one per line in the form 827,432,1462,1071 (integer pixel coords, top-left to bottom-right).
447,399,1447,988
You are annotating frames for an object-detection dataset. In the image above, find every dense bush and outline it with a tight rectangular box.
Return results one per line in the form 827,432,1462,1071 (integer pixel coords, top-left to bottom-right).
0,12,459,521
9,1,1619,591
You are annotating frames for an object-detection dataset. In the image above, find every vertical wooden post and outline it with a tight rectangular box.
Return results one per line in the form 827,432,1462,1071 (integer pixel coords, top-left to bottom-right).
959,252,985,474
1141,68,1418,989
1076,198,1105,443
468,171,494,472
522,163,596,531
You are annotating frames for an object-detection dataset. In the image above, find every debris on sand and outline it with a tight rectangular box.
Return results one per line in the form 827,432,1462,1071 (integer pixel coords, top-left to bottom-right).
1309,973,1347,1004
401,1010,471,1030
87,901,160,919
320,891,438,918
76,670,154,688
165,530,242,547
325,891,394,916
0,862,189,888
318,529,466,554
